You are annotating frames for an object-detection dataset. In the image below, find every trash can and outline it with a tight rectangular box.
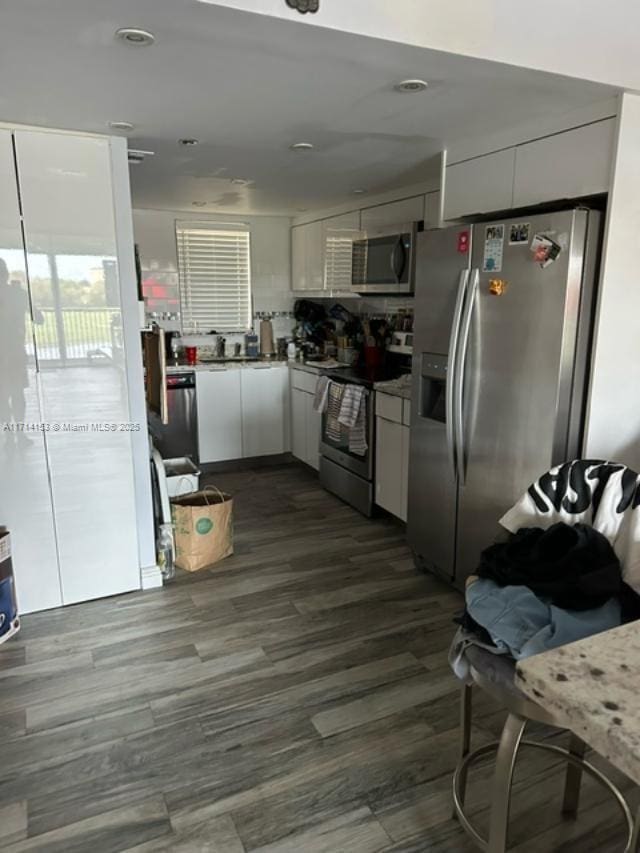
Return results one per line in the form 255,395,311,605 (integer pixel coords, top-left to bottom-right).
0,529,20,645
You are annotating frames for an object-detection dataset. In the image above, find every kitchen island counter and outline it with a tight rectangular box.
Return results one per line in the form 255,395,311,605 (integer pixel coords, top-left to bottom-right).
516,621,640,786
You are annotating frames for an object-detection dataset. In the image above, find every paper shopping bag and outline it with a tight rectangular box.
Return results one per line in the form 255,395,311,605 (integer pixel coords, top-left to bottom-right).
171,487,233,571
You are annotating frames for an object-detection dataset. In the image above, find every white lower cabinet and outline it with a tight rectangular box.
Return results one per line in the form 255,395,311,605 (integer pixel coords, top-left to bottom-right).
375,392,411,521
197,370,243,463
290,374,321,471
241,366,289,457
197,365,290,463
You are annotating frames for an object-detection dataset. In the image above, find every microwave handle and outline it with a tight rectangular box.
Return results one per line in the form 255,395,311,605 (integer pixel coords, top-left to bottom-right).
391,236,407,282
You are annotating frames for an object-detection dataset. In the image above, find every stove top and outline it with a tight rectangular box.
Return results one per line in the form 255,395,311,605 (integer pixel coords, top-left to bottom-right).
326,365,407,389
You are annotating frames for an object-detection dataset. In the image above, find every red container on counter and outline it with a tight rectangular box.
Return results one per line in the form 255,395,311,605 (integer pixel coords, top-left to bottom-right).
364,344,384,368
185,346,198,365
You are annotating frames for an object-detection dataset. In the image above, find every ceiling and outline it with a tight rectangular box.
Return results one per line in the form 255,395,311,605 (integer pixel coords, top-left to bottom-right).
0,0,616,215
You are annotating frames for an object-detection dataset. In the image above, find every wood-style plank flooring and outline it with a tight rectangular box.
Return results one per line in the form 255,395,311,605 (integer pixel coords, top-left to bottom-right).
0,462,635,852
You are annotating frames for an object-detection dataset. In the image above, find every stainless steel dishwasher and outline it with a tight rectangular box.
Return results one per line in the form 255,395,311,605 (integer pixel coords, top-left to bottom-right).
149,371,199,462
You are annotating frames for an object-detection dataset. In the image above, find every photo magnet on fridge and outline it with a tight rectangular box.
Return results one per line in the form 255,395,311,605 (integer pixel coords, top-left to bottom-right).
509,223,530,245
482,224,504,272
530,233,561,268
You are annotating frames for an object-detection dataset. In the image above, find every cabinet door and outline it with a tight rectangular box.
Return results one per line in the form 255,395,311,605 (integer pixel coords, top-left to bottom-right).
306,220,325,290
323,211,360,292
444,149,516,220
424,190,442,229
0,130,61,614
291,225,307,290
241,366,288,457
306,392,321,470
375,416,404,518
291,221,324,291
291,387,307,462
361,196,425,232
513,119,615,208
16,130,140,607
196,369,242,462
400,425,410,522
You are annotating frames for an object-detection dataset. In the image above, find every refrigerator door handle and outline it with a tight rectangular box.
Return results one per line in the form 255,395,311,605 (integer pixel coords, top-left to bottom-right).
446,269,469,481
454,267,479,485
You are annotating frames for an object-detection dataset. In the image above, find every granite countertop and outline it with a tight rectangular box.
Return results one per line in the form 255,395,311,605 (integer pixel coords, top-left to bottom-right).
516,621,640,785
166,359,287,374
373,376,413,400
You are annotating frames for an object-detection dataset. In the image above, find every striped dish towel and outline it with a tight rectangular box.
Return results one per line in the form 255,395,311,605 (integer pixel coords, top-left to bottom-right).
338,385,368,456
313,375,329,413
325,381,344,443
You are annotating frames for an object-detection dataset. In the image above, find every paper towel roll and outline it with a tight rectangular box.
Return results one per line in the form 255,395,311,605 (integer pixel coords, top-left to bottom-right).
259,318,275,355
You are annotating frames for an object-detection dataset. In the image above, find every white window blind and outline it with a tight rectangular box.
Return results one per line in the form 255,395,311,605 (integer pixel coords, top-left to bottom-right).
324,233,354,291
176,223,252,332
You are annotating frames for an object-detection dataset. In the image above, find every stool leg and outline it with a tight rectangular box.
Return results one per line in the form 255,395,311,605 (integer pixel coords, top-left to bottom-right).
562,732,586,818
454,683,473,816
488,712,526,853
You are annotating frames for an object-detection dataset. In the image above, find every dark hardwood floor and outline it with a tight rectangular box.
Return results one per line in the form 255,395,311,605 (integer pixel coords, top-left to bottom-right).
0,462,634,851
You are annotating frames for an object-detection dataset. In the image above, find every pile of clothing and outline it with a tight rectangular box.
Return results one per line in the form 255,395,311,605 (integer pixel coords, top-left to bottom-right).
314,376,367,456
451,459,640,679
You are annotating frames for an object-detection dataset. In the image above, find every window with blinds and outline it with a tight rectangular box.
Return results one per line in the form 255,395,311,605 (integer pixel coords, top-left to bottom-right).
176,223,252,332
324,233,354,291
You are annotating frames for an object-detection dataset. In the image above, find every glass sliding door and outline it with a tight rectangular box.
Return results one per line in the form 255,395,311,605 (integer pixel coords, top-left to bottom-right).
15,131,140,605
0,130,61,613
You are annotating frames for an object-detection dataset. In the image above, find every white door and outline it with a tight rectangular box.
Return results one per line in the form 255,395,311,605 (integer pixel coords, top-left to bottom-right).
15,130,141,606
0,130,62,614
197,369,242,462
375,416,404,518
241,366,288,457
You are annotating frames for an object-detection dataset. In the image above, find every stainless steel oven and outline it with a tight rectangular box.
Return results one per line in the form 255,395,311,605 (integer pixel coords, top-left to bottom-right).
319,376,375,516
351,223,418,294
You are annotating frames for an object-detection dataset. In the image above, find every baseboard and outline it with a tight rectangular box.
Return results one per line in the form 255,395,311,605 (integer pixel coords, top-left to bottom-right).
141,564,164,590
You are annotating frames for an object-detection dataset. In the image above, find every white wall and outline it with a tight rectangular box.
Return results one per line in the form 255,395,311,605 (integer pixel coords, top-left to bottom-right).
132,208,293,327
206,0,639,91
585,93,640,471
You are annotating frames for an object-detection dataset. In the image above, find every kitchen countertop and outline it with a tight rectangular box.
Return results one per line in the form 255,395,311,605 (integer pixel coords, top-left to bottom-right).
373,375,413,400
516,621,640,785
166,359,287,374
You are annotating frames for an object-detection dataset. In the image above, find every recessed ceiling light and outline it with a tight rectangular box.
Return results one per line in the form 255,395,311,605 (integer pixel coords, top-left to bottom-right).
179,138,199,147
289,142,314,151
352,188,367,194
394,79,429,93
115,27,155,47
108,121,134,132
231,178,250,186
192,201,207,207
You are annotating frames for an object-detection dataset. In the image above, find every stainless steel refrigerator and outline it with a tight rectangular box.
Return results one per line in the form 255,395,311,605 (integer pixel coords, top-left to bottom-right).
407,208,602,587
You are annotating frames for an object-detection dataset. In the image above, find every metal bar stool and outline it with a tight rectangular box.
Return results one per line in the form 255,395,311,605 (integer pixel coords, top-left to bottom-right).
452,645,634,852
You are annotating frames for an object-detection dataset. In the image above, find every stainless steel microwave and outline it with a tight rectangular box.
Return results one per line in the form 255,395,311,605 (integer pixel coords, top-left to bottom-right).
351,223,419,294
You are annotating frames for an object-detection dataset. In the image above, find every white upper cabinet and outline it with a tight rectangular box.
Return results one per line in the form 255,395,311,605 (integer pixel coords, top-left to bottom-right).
424,191,442,229
241,365,289,457
360,196,425,232
15,130,141,608
291,220,324,291
323,210,360,292
0,130,61,614
291,225,306,291
443,148,516,221
513,119,616,208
